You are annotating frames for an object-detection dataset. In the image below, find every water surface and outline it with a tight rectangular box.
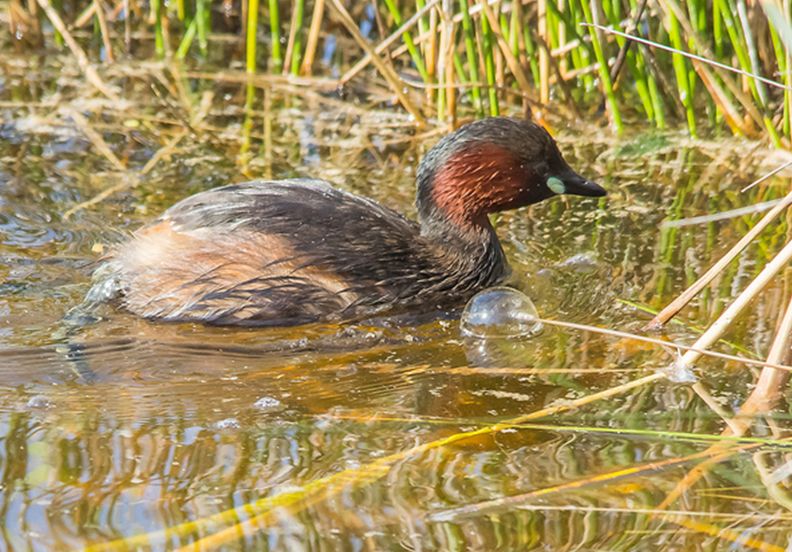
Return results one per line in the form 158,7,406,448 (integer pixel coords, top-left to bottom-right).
1,52,791,551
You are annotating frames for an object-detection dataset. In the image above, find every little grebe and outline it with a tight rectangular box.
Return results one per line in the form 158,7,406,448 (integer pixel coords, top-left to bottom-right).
88,117,605,326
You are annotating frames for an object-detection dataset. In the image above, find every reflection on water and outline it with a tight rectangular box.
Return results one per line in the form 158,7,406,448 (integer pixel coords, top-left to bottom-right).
1,56,790,550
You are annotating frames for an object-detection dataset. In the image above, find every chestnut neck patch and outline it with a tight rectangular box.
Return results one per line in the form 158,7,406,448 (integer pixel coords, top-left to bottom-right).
429,143,528,226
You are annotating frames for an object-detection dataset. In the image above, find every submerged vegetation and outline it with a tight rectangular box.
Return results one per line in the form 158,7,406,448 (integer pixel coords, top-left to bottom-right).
8,0,792,144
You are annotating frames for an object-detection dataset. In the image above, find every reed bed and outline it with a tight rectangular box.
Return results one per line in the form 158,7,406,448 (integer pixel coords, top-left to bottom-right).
9,0,792,145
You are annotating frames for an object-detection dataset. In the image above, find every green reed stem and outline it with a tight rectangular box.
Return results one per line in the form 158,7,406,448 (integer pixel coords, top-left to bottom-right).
480,2,499,116
509,1,523,57
51,0,64,47
768,22,787,86
666,11,697,137
686,0,703,98
151,0,164,58
520,24,541,86
383,0,428,81
92,10,99,42
645,53,667,128
712,0,723,57
714,0,749,74
436,20,445,121
722,0,783,145
624,0,666,127
547,0,594,92
736,0,767,106
767,0,792,141
715,0,766,119
626,49,655,123
786,51,792,142
507,3,520,60
247,0,260,73
415,0,429,55
459,0,483,115
579,0,623,133
196,0,208,54
288,0,305,75
268,0,282,72
604,0,656,124
453,51,466,83
176,17,197,59
735,0,783,146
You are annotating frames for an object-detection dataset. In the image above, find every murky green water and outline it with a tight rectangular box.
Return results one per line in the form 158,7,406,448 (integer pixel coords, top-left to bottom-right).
1,51,791,551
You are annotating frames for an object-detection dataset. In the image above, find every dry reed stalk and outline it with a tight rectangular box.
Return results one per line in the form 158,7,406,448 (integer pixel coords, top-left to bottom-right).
62,131,187,219
122,0,130,51
186,69,338,91
479,0,532,92
662,199,787,228
431,366,644,375
695,60,756,137
331,413,792,447
437,0,455,125
660,237,792,437
66,109,126,171
444,27,455,126
492,2,504,92
72,2,97,27
657,279,792,511
735,294,792,426
658,295,792,510
25,0,42,39
107,0,125,21
609,0,649,87
534,37,579,112
538,0,549,103
327,0,425,126
753,450,792,514
442,503,792,521
338,0,440,86
669,516,783,551
742,159,792,191
63,91,214,219
427,2,438,82
538,318,792,372
669,238,792,374
430,438,773,522
646,190,792,330
35,0,119,100
299,0,324,75
282,2,300,75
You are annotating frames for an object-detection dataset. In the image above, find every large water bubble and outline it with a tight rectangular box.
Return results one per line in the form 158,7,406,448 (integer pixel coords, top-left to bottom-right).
460,287,543,338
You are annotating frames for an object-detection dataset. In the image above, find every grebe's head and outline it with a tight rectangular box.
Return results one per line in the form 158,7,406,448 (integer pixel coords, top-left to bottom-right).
416,117,605,232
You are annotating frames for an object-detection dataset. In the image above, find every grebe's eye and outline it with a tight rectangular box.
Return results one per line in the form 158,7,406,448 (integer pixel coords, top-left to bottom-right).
546,176,566,194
